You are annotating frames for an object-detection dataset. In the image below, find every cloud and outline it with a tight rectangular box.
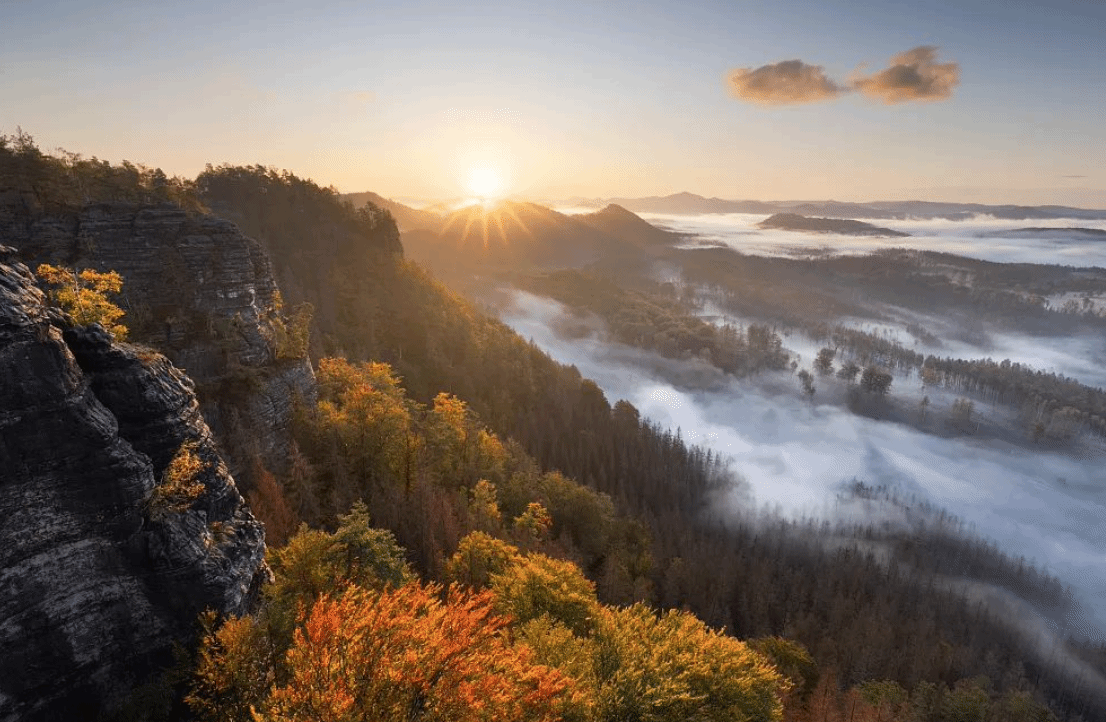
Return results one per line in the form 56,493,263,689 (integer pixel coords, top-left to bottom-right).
726,60,846,105
1062,175,1087,179
852,46,960,104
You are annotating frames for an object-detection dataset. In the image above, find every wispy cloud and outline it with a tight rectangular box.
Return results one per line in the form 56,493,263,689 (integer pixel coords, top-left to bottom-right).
726,60,845,106
851,46,960,104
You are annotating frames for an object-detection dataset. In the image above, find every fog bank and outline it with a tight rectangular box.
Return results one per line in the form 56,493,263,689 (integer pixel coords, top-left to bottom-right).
501,290,1106,639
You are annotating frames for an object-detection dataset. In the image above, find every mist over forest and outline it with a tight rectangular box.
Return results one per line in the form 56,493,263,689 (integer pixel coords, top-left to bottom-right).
499,288,1106,638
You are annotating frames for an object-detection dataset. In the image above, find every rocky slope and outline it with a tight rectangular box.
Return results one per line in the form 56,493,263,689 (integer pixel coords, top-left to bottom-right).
0,250,269,721
0,197,315,481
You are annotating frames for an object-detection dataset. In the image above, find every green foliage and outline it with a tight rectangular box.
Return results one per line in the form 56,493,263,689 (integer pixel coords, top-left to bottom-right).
514,501,553,540
268,291,313,360
749,636,819,700
35,263,129,340
268,502,413,614
0,128,202,210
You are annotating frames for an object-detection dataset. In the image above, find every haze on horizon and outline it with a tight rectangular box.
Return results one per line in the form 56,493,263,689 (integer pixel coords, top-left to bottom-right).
3,0,1105,207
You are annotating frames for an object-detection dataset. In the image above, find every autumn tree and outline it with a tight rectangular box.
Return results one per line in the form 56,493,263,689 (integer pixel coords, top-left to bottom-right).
591,604,787,722
491,552,601,637
445,531,523,589
35,263,128,340
310,357,415,488
247,463,298,547
262,583,574,722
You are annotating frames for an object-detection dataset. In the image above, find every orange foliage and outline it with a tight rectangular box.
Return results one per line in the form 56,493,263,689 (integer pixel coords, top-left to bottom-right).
247,465,298,547
265,583,573,722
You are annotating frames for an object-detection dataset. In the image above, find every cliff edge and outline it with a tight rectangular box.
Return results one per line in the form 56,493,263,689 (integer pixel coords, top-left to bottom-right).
0,250,269,721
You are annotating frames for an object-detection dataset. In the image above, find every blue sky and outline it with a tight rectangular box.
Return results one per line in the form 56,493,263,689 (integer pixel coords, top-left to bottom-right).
3,0,1105,204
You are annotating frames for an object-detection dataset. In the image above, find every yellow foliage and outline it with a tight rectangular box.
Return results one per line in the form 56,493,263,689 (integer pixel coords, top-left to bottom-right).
312,358,414,482
470,479,502,530
593,604,788,722
490,553,601,637
445,532,522,589
187,612,273,722
150,441,206,511
514,501,553,540
35,263,128,340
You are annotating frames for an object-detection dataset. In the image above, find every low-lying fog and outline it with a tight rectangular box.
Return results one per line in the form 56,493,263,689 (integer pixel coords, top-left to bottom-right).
633,212,1106,267
696,297,1106,392
501,290,1106,640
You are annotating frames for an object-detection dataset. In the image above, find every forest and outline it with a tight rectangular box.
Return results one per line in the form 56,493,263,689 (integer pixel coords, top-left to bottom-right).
2,134,1103,721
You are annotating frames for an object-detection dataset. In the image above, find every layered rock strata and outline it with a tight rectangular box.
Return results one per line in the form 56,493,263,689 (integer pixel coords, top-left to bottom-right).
0,252,269,721
0,200,316,479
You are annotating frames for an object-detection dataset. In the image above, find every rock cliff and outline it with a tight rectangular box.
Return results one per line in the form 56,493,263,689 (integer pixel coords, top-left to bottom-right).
0,199,316,481
0,251,270,721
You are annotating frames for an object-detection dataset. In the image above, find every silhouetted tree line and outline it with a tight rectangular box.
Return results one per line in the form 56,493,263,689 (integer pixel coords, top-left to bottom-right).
0,129,202,211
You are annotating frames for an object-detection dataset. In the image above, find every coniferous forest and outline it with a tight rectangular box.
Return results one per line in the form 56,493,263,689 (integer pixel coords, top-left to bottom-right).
3,131,1104,722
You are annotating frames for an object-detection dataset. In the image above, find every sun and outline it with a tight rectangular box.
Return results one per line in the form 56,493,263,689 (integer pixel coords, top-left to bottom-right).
465,166,505,199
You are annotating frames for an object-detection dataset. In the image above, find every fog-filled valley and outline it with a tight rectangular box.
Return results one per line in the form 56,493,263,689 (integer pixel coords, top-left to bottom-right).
419,200,1106,715
499,289,1106,637
631,211,1106,268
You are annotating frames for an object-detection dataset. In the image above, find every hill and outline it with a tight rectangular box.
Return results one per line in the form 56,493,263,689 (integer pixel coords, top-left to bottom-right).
344,190,444,232
605,191,779,215
401,200,645,275
757,213,909,237
575,203,684,247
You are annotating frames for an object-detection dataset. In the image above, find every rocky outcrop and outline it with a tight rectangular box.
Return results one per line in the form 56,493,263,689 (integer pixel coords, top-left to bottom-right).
0,200,316,480
0,252,269,721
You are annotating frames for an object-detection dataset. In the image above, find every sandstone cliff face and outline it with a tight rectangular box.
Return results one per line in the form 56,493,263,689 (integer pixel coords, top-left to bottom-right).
0,199,316,479
0,251,269,721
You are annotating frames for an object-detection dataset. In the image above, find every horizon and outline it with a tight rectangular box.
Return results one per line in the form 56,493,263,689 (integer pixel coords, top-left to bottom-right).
3,0,1105,207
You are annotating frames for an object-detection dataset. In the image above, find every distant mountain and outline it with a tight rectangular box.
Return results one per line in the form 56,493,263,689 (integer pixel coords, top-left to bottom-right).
787,201,901,220
406,201,614,268
575,203,684,247
863,201,1106,221
574,193,1106,221
344,191,444,232
604,192,780,215
757,213,910,237
983,226,1106,240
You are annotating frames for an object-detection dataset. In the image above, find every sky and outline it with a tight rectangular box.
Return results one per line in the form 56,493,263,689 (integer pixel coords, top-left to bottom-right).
3,0,1106,204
